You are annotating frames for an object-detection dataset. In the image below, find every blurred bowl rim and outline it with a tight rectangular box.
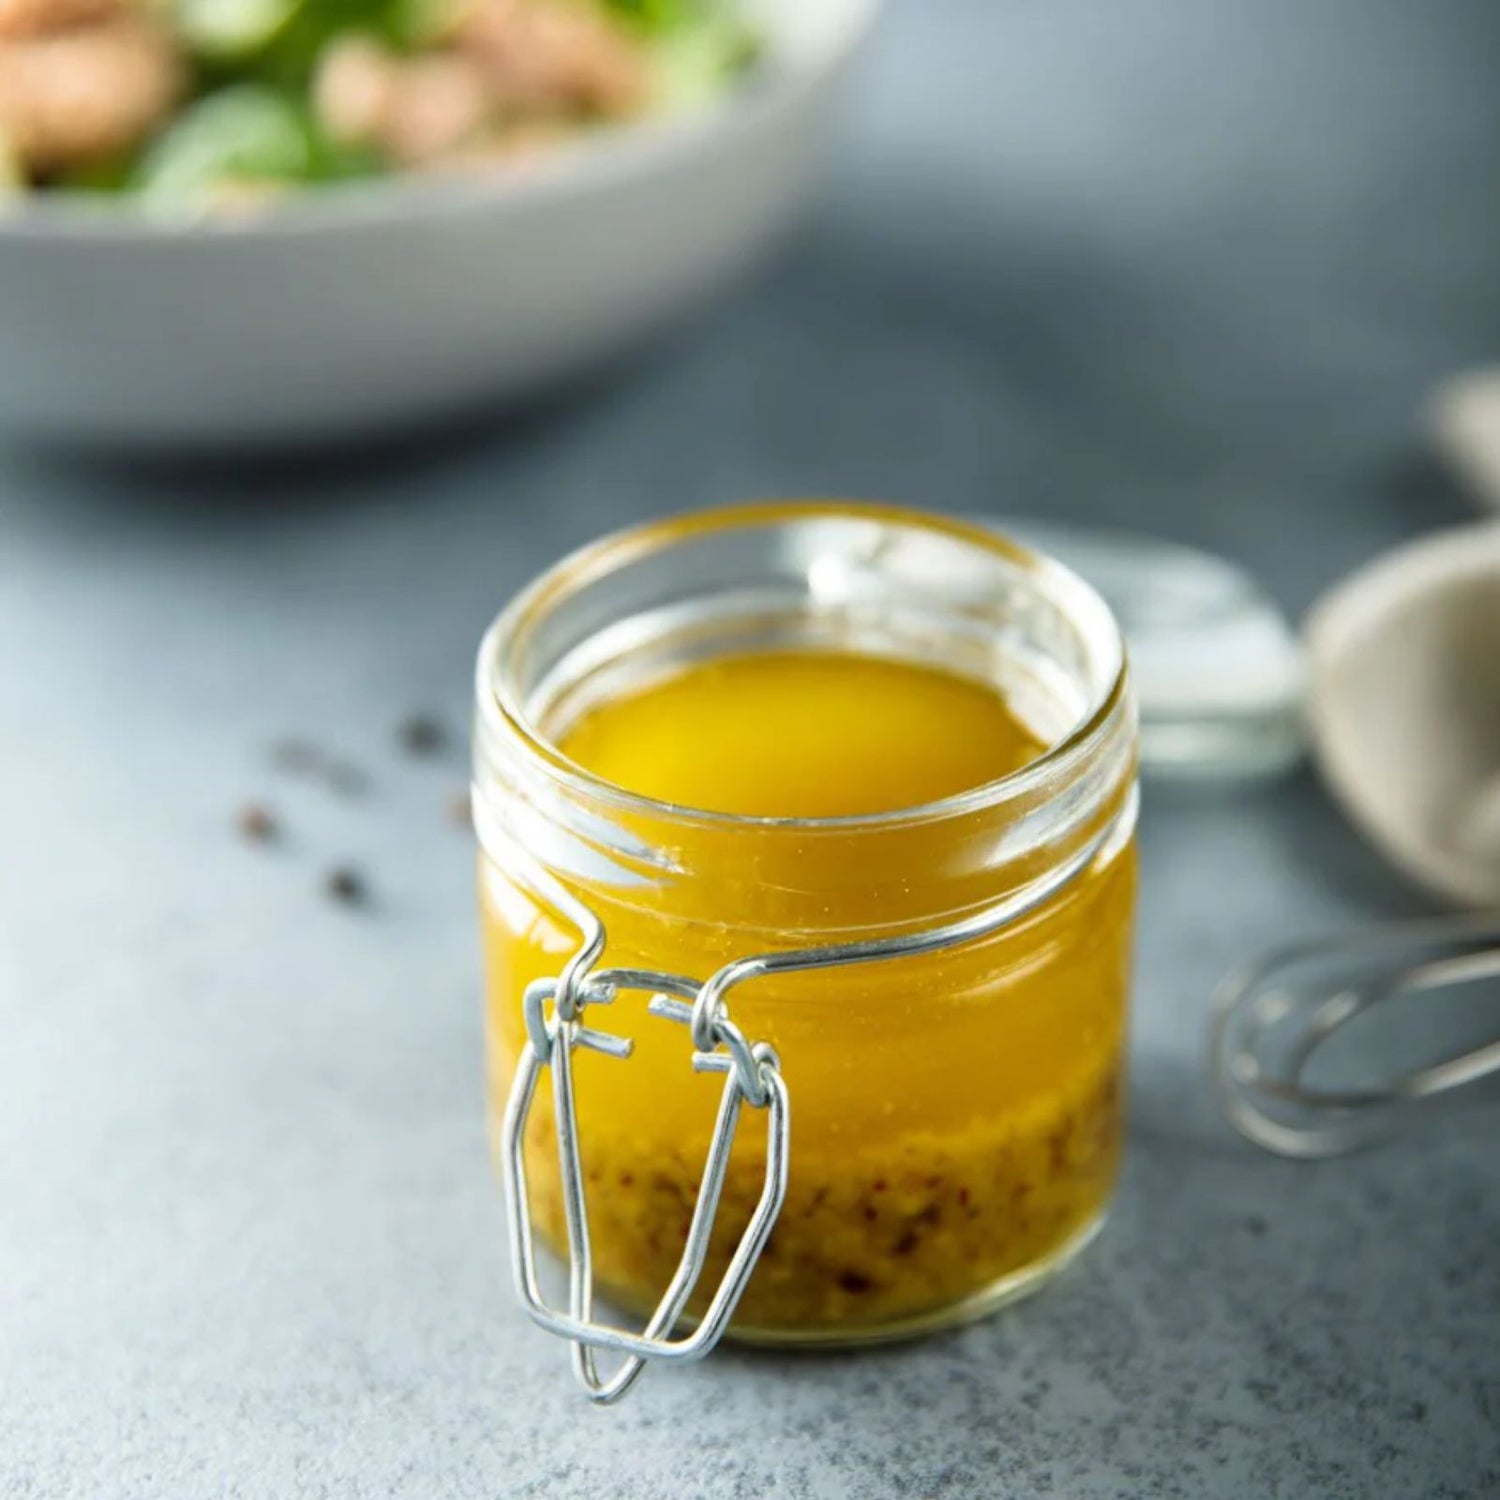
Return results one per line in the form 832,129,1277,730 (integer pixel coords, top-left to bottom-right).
0,0,880,246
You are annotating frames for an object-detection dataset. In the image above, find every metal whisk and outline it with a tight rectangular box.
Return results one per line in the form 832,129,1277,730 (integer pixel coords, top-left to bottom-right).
1210,913,1500,1158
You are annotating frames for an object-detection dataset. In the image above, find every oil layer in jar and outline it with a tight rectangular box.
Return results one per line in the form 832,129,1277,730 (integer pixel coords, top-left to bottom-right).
481,648,1133,1337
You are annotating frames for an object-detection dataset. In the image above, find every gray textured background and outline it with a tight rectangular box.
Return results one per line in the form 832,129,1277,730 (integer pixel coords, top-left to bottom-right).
3,1,1499,1495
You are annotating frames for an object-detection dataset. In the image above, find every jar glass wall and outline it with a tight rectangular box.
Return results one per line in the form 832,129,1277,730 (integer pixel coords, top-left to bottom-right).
474,502,1138,1343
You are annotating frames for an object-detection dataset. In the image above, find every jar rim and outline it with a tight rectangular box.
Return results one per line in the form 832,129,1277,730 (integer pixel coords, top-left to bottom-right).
476,499,1130,833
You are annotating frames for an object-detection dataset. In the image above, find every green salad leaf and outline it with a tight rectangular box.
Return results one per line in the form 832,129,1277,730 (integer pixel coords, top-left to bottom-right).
175,0,304,63
604,0,699,31
131,84,370,211
650,9,761,108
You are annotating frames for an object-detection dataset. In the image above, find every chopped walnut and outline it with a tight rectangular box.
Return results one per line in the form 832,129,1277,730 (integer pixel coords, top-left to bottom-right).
0,0,123,40
450,0,648,119
316,37,494,167
381,53,494,166
314,34,401,153
0,16,180,174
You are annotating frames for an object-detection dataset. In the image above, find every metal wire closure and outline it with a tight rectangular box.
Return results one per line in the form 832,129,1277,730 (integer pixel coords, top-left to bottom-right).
493,788,1136,1404
1210,913,1500,1159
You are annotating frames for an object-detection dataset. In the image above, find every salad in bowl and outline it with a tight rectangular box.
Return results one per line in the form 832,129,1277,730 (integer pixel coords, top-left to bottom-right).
0,0,874,443
0,0,761,213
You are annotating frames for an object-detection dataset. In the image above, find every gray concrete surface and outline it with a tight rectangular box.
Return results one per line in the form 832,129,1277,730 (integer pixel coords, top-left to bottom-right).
2,1,1498,1495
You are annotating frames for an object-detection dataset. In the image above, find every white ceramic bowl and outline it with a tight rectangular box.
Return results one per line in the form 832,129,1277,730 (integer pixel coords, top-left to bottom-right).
0,0,875,446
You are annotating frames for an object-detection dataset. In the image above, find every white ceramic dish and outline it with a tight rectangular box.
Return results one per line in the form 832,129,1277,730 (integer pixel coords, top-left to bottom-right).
0,0,876,446
1305,522,1500,908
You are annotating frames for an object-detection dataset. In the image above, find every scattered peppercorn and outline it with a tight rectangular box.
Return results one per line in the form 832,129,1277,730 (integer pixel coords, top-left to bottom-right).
398,713,448,756
324,866,368,906
236,802,278,842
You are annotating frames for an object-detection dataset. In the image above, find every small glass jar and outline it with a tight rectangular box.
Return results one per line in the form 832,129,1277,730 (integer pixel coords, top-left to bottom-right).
474,502,1137,1381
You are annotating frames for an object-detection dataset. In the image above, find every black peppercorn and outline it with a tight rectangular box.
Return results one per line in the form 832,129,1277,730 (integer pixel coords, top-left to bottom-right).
324,866,367,906
236,803,278,842
398,714,447,757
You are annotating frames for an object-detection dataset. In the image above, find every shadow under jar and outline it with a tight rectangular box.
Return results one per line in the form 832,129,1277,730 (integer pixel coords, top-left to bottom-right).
474,501,1138,1374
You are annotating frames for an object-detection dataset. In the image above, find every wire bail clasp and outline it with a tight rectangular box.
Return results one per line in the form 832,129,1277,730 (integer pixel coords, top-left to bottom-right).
501,912,790,1405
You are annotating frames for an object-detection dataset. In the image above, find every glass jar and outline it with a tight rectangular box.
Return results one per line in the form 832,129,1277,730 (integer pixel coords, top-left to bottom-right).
473,501,1137,1392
